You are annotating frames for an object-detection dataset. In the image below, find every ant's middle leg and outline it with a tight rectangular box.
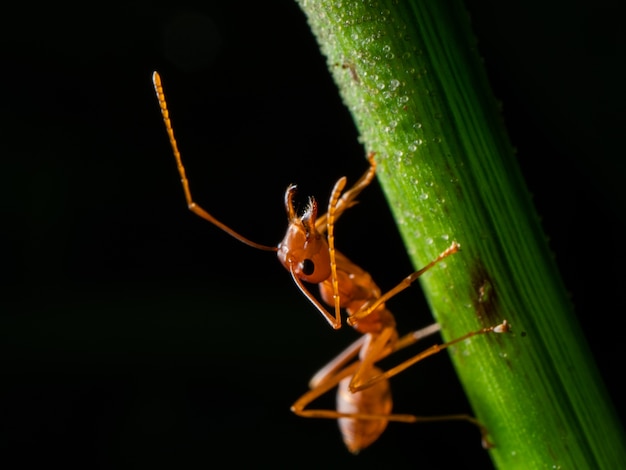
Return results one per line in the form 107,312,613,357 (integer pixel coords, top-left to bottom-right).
298,322,442,412
351,320,511,394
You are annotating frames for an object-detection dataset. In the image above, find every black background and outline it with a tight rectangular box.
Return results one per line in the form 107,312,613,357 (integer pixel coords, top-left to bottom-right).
2,1,625,468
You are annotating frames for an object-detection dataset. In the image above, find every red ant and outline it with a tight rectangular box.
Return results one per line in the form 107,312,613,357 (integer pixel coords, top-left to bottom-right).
152,71,509,453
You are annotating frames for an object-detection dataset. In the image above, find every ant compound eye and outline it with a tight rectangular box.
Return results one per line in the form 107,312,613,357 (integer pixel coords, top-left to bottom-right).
300,259,315,276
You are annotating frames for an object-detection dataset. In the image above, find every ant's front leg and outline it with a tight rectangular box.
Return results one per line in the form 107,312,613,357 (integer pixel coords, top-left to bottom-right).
320,153,377,330
347,241,460,326
315,152,377,233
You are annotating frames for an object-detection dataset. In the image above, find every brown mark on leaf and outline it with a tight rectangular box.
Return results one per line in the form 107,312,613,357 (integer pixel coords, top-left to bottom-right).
334,61,360,83
342,62,359,82
469,259,502,327
469,260,517,371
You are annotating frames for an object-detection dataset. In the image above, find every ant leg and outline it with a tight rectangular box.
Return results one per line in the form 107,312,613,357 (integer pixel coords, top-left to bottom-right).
348,241,460,326
292,325,501,450
315,152,377,329
288,267,343,329
152,72,276,252
303,322,440,396
348,326,396,392
393,322,442,350
309,322,441,391
315,152,377,232
292,361,411,420
326,176,348,329
309,333,366,389
293,362,492,451
351,321,511,393
343,320,508,449
292,323,442,423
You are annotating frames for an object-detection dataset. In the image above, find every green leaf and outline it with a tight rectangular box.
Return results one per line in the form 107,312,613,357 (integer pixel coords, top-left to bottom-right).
295,0,626,468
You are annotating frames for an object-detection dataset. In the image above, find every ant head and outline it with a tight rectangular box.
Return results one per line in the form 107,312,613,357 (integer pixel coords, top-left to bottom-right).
277,185,331,284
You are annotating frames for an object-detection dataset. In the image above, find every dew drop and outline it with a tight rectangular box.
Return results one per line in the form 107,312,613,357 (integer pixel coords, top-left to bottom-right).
389,79,400,90
419,192,429,200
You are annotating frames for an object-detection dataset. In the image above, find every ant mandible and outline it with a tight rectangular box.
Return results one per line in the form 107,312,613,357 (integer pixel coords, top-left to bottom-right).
152,71,509,453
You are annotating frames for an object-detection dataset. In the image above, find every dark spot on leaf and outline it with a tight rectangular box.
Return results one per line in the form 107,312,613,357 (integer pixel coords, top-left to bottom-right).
469,259,502,326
